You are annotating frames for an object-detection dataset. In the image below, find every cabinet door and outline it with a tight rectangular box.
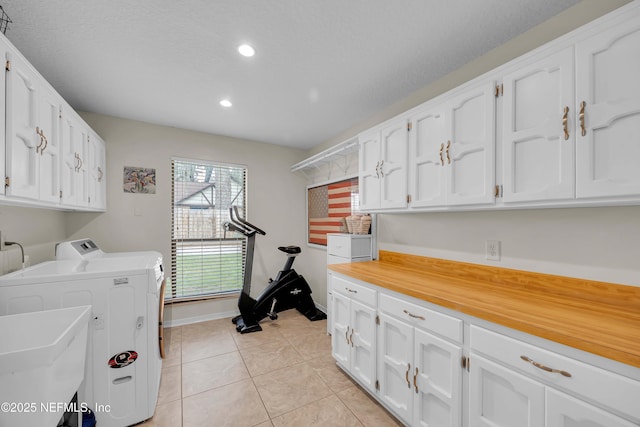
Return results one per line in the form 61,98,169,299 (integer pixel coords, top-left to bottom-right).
377,312,413,425
331,291,351,368
409,103,447,208
0,45,6,197
447,81,496,206
37,86,61,204
379,119,409,209
88,132,106,209
60,108,88,207
358,130,382,210
413,328,462,427
502,47,575,203
546,388,638,427
469,353,544,427
5,53,39,200
350,300,377,393
575,17,640,199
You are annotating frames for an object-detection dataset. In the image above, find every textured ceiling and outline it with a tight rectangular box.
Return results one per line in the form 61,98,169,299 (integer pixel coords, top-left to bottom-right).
1,0,580,149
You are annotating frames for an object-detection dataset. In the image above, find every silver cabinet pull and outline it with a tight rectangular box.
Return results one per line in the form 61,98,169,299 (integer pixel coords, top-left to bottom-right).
520,355,572,377
403,309,425,320
405,363,411,388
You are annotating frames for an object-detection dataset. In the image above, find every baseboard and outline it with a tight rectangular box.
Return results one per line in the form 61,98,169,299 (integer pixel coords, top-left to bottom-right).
163,309,239,328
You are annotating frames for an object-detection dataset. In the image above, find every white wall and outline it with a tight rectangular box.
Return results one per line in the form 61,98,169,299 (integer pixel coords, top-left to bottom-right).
64,113,311,324
377,207,640,286
0,205,66,264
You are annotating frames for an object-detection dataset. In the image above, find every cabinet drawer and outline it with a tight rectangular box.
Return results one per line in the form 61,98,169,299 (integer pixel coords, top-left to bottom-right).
332,275,376,307
379,293,463,343
327,234,372,259
470,325,640,420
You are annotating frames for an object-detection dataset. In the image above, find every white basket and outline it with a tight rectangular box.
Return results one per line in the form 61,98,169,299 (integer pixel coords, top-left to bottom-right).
345,215,371,234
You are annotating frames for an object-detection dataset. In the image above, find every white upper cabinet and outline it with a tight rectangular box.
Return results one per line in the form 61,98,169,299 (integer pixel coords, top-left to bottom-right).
357,2,640,213
379,119,409,209
575,15,640,199
446,81,496,206
2,33,106,211
60,106,89,207
5,52,61,204
408,102,448,207
37,85,62,204
409,81,495,208
358,129,382,210
5,51,39,200
358,117,409,211
501,47,576,203
87,131,106,210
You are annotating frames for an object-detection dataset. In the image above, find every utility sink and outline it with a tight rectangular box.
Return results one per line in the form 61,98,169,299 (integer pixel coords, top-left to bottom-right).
2,260,85,278
0,305,91,427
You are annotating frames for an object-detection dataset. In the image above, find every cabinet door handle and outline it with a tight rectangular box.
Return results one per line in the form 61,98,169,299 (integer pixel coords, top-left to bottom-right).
439,143,444,166
36,127,48,154
345,326,350,345
579,101,586,136
98,167,104,182
35,127,43,153
405,363,411,388
403,309,425,321
349,329,354,347
375,160,380,178
520,355,572,377
346,288,358,294
563,106,570,140
413,367,419,393
446,140,451,164
379,159,384,178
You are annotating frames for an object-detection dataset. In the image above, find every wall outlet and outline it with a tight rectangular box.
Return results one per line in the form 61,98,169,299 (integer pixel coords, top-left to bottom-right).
486,240,501,261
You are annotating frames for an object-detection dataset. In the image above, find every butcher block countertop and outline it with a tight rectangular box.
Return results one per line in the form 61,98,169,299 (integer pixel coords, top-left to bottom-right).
328,251,640,368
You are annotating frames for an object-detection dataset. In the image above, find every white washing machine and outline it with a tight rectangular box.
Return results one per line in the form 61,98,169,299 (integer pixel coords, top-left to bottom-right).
0,239,165,427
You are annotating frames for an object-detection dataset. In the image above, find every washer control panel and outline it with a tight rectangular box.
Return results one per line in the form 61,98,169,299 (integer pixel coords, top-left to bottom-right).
56,239,102,260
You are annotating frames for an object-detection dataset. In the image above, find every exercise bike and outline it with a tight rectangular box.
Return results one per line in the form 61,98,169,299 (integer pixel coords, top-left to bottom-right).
225,207,326,334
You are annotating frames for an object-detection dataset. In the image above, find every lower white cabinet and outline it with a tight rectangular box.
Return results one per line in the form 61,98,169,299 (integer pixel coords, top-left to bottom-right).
469,353,545,427
329,271,640,427
470,325,640,425
546,388,639,427
331,275,377,393
378,292,463,426
327,234,373,334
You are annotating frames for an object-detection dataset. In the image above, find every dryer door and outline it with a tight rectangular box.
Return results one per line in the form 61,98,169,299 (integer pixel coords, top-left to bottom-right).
158,279,166,359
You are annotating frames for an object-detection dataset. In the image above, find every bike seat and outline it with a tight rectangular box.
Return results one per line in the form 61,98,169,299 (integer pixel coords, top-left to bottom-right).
278,245,301,254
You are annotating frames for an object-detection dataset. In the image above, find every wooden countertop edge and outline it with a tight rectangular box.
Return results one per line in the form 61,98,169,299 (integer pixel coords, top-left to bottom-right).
328,254,640,368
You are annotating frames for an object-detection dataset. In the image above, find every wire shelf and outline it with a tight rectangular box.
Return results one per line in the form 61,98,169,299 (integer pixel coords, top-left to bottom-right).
0,5,11,34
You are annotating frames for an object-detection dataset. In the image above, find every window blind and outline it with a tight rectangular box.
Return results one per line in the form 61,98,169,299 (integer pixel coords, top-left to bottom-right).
169,158,247,301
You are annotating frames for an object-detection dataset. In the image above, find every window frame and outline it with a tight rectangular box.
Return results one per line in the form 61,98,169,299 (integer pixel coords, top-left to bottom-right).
169,157,248,302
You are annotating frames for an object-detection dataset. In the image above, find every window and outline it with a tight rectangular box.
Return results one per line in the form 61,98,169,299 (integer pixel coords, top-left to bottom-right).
169,158,247,301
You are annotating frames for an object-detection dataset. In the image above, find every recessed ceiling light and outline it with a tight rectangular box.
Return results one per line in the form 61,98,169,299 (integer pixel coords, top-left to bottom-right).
220,99,232,107
238,44,255,57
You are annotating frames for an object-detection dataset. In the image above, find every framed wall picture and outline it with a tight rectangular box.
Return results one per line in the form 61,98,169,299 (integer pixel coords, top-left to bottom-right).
307,176,363,246
123,166,156,194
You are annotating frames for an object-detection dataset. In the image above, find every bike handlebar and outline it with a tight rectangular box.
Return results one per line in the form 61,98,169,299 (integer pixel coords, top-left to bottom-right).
230,206,266,236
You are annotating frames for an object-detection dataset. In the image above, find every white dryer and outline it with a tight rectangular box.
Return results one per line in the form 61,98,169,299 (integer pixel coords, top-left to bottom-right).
0,239,165,427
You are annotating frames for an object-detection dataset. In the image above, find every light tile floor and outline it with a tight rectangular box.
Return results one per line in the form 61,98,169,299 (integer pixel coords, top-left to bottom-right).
140,309,402,427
